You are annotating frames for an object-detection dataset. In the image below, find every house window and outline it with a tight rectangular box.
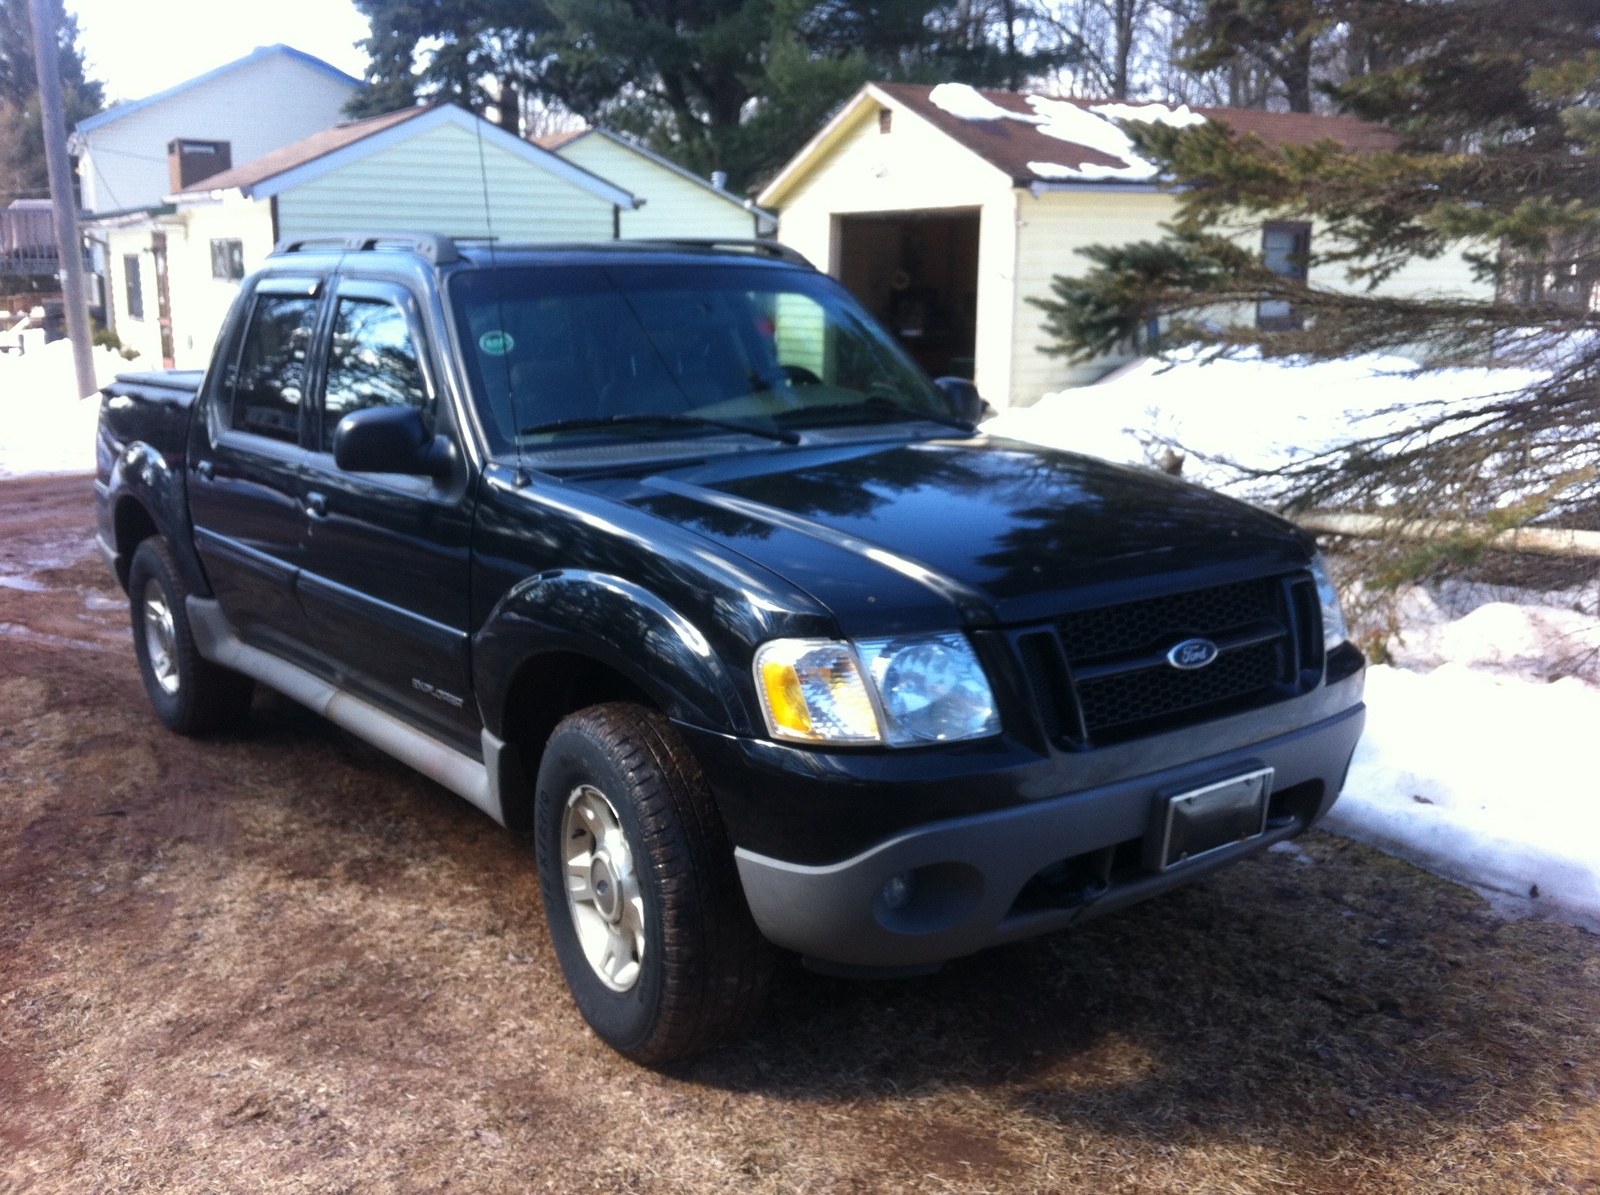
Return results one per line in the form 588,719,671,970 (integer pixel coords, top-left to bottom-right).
124,254,144,321
210,238,245,281
878,108,892,134
1258,221,1311,330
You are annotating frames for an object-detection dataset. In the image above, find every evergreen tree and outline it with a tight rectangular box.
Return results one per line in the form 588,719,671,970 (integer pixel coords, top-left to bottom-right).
1032,0,1600,593
348,0,1067,190
0,0,102,203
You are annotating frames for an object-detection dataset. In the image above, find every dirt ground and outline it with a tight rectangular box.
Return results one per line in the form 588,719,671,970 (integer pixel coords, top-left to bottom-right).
2,473,1598,1195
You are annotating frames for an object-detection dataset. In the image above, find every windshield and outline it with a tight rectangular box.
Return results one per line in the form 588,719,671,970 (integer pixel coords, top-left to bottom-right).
448,263,962,452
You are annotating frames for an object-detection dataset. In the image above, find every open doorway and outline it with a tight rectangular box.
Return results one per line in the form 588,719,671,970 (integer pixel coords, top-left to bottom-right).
835,210,979,380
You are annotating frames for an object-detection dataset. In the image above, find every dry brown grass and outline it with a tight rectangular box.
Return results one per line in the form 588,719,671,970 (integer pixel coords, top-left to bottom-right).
2,475,1598,1194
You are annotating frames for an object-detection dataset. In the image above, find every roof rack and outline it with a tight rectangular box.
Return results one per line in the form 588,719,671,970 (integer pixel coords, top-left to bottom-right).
626,238,813,268
271,231,461,265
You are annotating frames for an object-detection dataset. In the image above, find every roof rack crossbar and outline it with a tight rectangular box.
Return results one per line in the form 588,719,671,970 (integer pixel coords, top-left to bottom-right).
628,238,813,269
271,231,461,265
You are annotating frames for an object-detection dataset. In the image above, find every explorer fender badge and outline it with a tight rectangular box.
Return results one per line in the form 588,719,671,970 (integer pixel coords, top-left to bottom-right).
412,678,466,708
1166,637,1220,670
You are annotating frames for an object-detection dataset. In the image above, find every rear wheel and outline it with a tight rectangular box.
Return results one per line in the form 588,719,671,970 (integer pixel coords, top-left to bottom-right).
127,537,254,735
534,702,772,1063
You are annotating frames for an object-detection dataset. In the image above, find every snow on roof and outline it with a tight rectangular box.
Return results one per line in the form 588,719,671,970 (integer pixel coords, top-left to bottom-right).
74,45,362,136
875,82,1398,187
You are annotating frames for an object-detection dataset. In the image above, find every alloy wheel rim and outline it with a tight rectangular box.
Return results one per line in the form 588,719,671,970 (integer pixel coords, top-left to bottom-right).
561,783,646,992
141,578,180,695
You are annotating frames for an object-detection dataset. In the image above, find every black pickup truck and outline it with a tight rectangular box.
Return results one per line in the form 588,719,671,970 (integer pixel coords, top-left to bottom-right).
96,232,1365,1063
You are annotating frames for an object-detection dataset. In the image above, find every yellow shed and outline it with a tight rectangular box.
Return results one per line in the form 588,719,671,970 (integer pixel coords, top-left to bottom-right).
759,83,1493,409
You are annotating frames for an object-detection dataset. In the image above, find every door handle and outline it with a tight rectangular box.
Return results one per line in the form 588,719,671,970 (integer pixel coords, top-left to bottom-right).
305,492,328,519
195,460,214,481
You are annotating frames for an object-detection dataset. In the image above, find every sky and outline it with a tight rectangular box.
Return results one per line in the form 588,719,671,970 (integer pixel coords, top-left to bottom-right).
67,0,374,105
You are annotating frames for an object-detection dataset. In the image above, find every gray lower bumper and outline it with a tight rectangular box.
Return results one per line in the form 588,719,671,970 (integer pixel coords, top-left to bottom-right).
734,702,1365,969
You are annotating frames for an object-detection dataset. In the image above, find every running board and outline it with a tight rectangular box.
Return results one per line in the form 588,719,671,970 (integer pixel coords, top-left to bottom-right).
186,597,506,825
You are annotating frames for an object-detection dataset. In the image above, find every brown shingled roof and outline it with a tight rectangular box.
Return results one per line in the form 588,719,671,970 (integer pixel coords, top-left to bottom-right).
530,130,586,151
873,83,1399,186
176,105,437,195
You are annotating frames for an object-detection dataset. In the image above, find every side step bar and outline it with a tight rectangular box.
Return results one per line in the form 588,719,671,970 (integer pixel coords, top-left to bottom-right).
186,597,507,825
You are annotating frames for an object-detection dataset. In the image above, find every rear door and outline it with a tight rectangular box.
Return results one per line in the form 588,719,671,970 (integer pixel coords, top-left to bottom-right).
294,276,481,750
188,275,325,665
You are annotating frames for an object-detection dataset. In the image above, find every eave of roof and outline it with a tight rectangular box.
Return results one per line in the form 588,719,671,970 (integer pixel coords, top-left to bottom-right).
74,44,362,136
81,203,178,229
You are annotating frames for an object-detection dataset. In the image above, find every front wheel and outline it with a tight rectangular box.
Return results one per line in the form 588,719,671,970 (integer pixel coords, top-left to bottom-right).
534,703,772,1063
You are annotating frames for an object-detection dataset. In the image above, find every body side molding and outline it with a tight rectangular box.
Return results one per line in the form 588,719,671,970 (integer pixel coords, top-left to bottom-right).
186,596,505,824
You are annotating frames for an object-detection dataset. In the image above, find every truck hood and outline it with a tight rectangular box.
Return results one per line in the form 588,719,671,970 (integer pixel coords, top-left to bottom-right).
608,433,1313,631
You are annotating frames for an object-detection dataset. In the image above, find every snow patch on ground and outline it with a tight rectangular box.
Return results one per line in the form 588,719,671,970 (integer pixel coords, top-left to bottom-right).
1332,663,1600,932
0,334,125,479
987,350,1600,933
985,348,1543,498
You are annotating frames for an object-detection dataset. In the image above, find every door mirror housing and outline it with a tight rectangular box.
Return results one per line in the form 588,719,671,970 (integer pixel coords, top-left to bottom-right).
332,405,454,480
934,376,993,425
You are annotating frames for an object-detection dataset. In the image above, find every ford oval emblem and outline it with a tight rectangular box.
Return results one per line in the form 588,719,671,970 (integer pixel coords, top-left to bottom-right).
1167,637,1219,670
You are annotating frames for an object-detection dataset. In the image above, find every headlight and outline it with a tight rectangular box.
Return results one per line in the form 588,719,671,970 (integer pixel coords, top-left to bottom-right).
753,633,1000,747
857,633,1001,745
1309,554,1348,650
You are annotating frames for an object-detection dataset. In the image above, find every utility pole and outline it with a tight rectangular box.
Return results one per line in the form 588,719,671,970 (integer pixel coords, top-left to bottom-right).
29,0,96,399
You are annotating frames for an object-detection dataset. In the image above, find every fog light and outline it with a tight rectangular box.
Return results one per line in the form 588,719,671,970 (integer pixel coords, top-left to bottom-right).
881,871,916,910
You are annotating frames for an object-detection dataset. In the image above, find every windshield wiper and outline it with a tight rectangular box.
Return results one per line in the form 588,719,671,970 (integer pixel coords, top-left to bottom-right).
777,394,976,433
519,412,800,445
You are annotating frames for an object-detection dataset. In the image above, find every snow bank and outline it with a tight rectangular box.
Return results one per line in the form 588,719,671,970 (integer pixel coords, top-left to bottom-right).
1333,662,1600,931
0,336,126,479
984,349,1542,497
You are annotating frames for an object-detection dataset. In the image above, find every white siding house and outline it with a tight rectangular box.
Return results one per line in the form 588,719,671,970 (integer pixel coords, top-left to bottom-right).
69,44,361,216
91,104,639,368
760,83,1493,408
540,128,776,240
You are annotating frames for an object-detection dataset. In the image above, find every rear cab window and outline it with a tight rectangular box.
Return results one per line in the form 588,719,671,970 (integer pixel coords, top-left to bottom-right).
221,277,324,446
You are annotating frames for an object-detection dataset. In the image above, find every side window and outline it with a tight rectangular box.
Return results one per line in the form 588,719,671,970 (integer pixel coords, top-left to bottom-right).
1258,221,1311,331
321,296,431,448
231,292,317,443
124,254,144,321
210,238,245,281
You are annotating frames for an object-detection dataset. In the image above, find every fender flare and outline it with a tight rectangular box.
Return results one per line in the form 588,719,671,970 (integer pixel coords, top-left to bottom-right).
473,569,752,739
106,442,210,597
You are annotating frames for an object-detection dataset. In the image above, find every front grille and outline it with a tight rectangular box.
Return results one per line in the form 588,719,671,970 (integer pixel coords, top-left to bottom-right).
1027,575,1304,746
1075,639,1284,733
1056,577,1280,660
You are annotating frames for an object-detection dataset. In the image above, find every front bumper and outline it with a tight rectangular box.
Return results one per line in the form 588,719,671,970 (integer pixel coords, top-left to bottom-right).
729,701,1364,969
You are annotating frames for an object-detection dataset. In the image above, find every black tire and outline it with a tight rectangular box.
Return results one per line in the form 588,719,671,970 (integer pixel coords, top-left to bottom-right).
534,702,773,1064
127,537,254,736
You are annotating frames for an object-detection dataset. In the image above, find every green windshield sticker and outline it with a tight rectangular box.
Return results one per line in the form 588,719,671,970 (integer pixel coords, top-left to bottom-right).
479,330,515,356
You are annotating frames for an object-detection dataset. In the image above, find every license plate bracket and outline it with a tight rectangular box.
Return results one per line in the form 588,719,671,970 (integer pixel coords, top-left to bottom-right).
1144,766,1274,873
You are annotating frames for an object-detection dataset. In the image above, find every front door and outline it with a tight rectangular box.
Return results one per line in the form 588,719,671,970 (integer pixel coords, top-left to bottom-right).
151,231,176,368
295,277,480,751
187,275,325,666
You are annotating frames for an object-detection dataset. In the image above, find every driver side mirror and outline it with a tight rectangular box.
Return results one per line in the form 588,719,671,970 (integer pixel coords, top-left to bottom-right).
332,405,454,481
934,376,994,425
